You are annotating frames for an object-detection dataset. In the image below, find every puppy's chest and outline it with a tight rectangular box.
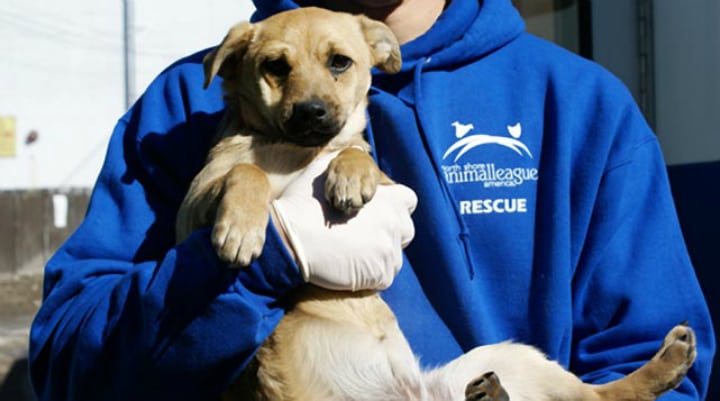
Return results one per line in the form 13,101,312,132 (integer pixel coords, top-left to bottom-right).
213,133,318,198
265,170,302,199
248,144,313,199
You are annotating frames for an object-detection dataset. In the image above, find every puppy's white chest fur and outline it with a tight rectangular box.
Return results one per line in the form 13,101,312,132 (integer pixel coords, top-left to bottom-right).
209,134,315,198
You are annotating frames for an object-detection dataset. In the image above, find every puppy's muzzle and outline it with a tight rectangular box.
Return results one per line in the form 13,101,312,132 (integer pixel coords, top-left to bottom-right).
284,99,341,147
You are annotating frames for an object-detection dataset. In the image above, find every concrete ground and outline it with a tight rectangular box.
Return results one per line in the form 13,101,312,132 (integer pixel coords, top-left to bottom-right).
0,270,43,401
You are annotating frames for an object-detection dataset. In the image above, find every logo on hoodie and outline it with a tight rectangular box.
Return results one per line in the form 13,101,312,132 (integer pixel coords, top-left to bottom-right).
441,121,538,189
443,121,532,162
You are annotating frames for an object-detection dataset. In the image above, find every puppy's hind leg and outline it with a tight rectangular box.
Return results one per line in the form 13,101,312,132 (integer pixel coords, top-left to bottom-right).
422,342,602,401
592,324,696,401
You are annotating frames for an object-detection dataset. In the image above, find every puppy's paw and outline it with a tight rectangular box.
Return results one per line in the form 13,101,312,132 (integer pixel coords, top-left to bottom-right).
651,323,696,390
212,208,268,267
658,323,696,364
624,323,698,398
325,148,381,213
465,372,508,401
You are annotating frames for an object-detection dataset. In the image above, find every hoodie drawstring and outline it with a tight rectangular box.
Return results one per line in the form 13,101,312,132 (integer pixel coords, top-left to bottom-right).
411,59,477,280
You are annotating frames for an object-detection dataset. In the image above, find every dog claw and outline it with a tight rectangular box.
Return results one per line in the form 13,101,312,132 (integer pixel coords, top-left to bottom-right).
333,197,361,214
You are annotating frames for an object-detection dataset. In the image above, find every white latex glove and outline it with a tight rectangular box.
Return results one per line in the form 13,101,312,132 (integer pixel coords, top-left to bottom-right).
271,151,417,291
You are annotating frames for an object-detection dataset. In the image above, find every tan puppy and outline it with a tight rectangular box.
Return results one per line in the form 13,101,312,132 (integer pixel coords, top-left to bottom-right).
176,7,398,265
175,8,697,401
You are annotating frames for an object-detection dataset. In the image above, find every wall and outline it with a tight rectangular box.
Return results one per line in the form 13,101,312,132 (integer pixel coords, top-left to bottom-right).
591,0,720,166
0,188,90,399
653,1,720,165
0,189,90,276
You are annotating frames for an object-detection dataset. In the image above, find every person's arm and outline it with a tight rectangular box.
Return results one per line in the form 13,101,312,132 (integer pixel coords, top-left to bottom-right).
28,51,304,401
570,101,715,401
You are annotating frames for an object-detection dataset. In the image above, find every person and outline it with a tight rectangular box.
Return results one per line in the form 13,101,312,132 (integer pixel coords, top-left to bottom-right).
28,0,715,400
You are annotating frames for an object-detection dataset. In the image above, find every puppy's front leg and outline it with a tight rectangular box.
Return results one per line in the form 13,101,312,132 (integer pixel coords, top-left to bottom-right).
325,147,392,213
214,163,271,266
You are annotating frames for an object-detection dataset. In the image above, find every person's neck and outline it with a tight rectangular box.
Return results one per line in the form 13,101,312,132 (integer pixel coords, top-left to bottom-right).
318,0,447,44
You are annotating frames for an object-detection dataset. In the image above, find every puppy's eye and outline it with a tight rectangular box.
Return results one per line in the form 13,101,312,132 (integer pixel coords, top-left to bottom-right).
328,54,353,74
262,58,291,77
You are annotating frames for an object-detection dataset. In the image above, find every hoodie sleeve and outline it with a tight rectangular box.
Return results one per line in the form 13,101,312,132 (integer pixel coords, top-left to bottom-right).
28,52,304,401
569,97,715,401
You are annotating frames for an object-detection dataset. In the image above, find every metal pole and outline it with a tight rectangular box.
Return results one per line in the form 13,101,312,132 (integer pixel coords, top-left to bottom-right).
123,0,136,110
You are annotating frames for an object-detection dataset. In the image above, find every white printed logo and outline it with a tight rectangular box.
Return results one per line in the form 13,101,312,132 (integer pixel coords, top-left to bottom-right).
459,198,528,215
441,121,539,191
442,121,537,215
443,121,532,162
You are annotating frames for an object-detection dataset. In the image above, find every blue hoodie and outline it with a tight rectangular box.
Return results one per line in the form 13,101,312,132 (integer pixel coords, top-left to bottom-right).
29,1,714,400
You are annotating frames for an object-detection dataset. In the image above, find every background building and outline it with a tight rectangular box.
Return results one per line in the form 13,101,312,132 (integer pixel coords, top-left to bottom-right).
0,0,255,189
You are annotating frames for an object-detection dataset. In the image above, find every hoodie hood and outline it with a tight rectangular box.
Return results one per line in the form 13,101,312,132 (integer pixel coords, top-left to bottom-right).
251,0,525,71
401,0,524,71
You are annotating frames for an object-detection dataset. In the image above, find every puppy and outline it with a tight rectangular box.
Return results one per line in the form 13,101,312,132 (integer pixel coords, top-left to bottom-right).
175,7,697,401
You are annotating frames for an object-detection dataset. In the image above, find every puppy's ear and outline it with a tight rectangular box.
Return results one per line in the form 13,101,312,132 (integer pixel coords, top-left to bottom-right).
203,21,254,89
357,16,401,74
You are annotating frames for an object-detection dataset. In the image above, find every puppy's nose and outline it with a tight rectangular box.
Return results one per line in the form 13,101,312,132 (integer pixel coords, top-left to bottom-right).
292,100,329,125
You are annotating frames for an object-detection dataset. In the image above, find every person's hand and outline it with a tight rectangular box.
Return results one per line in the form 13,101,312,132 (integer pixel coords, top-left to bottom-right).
270,151,417,291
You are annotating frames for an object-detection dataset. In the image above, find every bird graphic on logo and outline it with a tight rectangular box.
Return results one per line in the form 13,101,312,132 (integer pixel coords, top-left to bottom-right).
443,121,532,162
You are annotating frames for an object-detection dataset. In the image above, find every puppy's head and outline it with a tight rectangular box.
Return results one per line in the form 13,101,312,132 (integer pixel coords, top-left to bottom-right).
203,7,401,147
